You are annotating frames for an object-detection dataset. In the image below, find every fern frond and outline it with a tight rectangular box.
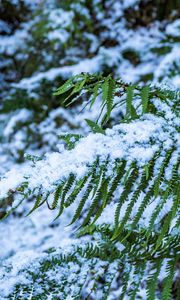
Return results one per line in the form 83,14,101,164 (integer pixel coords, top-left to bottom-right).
114,164,138,229
146,259,162,300
141,85,150,114
68,159,99,225
1,73,179,300
119,262,132,300
102,75,115,119
155,188,179,251
128,262,146,300
51,182,64,210
85,118,105,134
154,149,173,198
26,193,43,216
108,160,126,199
126,85,135,119
54,173,75,220
65,175,89,208
53,74,84,96
81,160,108,227
162,259,176,300
114,169,150,240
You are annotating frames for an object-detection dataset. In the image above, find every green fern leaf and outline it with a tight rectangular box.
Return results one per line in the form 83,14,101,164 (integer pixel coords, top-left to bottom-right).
54,174,75,220
26,194,43,216
141,86,150,114
85,118,105,134
102,75,115,119
53,78,74,95
126,85,135,118
162,259,175,300
146,259,162,300
114,165,138,230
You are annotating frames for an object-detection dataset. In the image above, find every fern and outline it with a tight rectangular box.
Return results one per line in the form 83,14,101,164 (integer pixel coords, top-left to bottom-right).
126,84,135,119
51,183,64,210
53,74,82,96
114,164,138,229
54,173,75,219
102,74,115,119
127,262,146,300
0,74,179,299
162,259,176,300
59,133,83,150
146,259,162,300
85,118,105,134
26,193,43,216
141,85,150,114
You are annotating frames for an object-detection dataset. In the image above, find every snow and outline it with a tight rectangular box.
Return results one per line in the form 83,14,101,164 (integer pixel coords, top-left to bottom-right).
0,198,77,298
1,113,178,200
48,9,74,28
122,0,139,9
166,19,180,37
0,0,179,298
0,23,31,55
4,109,32,136
154,46,180,87
13,56,101,90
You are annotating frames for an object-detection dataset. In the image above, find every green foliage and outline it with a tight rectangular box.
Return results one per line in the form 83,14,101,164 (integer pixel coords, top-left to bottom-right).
59,133,83,150
1,74,179,299
85,119,105,134
55,73,179,124
7,228,180,299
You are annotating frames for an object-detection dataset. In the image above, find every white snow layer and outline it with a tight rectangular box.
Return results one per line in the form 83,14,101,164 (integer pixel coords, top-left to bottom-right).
0,114,178,199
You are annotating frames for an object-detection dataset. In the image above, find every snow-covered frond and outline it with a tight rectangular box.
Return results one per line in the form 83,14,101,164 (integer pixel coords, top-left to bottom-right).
0,77,179,299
